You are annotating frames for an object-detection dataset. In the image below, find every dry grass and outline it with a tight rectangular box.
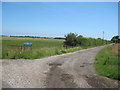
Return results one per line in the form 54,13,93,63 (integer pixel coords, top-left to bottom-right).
112,43,120,56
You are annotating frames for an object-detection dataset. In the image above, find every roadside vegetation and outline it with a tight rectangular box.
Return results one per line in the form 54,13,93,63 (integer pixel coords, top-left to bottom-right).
2,36,82,59
2,33,111,59
94,44,120,80
64,33,111,48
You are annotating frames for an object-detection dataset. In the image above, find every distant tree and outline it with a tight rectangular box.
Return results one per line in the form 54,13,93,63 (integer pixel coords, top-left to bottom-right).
54,37,65,39
97,38,102,39
78,35,83,38
111,36,120,43
64,32,77,46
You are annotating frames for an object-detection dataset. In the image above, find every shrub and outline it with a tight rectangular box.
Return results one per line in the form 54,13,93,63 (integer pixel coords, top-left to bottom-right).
64,32,77,46
64,32,111,47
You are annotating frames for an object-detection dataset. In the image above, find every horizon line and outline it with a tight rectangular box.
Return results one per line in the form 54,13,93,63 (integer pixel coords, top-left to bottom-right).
1,34,113,40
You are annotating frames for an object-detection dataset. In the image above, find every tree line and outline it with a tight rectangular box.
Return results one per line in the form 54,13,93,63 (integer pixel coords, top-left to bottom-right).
64,32,111,47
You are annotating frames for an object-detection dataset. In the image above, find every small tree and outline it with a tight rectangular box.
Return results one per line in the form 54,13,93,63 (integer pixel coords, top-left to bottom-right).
111,36,120,43
64,32,77,46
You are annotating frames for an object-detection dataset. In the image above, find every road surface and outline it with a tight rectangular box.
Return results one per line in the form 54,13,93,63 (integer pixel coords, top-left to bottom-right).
0,44,118,88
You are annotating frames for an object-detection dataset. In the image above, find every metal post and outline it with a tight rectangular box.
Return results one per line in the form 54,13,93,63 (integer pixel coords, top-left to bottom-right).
103,31,104,44
24,46,25,51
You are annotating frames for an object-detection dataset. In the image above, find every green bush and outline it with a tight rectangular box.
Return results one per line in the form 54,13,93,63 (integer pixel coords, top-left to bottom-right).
64,32,111,47
61,50,67,53
64,32,77,46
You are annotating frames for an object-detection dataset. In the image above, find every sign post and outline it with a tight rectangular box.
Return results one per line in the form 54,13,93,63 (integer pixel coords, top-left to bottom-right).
24,42,32,51
24,42,32,46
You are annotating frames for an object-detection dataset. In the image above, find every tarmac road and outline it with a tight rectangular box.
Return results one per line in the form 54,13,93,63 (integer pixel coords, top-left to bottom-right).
0,44,118,88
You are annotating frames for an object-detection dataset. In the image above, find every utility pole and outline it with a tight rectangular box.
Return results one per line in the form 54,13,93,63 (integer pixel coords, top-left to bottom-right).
103,31,104,44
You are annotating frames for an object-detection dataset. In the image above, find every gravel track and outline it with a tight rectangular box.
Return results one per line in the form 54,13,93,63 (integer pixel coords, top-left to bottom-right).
0,44,118,88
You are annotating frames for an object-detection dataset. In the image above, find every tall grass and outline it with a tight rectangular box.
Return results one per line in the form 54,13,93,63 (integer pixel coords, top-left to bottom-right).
94,44,119,80
2,37,82,59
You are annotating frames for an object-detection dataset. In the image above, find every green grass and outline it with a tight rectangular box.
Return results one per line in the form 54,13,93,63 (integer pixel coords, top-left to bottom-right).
94,45,119,80
2,37,82,59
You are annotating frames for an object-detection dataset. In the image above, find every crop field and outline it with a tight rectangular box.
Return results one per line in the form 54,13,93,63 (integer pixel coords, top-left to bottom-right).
2,37,82,59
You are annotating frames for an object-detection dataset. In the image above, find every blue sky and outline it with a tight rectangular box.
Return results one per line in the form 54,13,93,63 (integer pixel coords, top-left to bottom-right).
2,2,118,40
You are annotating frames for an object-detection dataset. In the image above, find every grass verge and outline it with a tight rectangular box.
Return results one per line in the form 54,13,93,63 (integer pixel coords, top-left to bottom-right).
94,44,119,80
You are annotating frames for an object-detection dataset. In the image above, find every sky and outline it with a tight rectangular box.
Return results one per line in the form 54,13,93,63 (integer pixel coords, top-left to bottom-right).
2,2,118,40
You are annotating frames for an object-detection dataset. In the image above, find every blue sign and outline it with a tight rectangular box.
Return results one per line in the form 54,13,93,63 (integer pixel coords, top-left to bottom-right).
24,42,32,46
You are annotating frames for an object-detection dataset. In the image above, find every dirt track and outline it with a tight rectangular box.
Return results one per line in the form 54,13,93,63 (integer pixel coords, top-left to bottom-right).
1,44,118,88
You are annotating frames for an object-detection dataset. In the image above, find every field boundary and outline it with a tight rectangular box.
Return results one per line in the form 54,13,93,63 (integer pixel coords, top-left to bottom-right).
1,44,112,60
